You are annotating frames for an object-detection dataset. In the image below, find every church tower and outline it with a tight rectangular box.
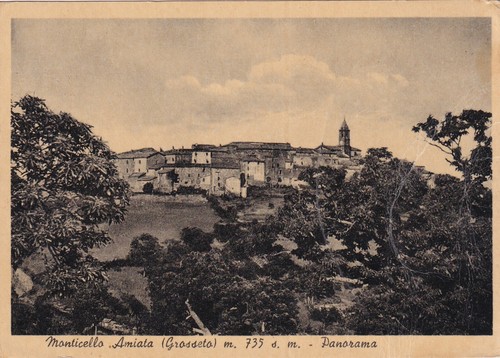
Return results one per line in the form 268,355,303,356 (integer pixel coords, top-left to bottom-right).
339,118,351,157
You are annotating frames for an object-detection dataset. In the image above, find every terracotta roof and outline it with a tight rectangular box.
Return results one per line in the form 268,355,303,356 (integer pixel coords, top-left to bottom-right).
137,174,157,181
294,147,316,154
316,144,344,152
149,162,166,170
315,145,343,155
225,141,292,151
192,144,216,150
210,147,230,153
162,148,193,155
157,168,175,174
160,163,209,168
241,156,265,163
117,148,159,159
314,144,360,154
211,159,241,169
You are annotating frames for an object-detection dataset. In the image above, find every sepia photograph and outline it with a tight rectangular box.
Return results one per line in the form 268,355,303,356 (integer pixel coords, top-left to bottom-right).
4,3,496,352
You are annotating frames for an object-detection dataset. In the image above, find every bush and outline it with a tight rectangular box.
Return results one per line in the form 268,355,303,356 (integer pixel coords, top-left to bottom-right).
263,253,297,279
128,234,162,266
180,227,214,252
142,182,154,194
310,306,343,325
213,222,244,243
208,196,239,221
175,186,207,195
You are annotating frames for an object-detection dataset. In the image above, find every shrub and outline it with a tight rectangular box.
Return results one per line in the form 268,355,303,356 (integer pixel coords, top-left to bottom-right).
142,182,154,194
310,306,342,325
180,227,214,252
175,186,207,195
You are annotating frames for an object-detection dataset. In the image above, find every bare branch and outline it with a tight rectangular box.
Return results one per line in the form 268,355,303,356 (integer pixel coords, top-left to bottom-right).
185,299,212,335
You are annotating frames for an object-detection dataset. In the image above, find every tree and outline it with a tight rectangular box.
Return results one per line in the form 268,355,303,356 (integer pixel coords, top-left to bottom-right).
145,245,299,335
405,110,493,334
412,110,492,209
298,166,346,192
11,95,129,295
348,171,492,334
270,127,491,335
128,234,162,266
275,189,329,261
180,227,214,252
345,111,492,334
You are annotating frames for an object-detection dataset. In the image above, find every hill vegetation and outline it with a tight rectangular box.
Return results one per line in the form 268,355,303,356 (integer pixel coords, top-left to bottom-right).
11,95,492,335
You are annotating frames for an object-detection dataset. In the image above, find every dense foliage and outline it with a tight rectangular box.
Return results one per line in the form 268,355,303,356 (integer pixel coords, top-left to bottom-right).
13,103,491,335
131,233,300,335
11,95,129,293
133,109,491,335
273,110,492,334
11,96,130,333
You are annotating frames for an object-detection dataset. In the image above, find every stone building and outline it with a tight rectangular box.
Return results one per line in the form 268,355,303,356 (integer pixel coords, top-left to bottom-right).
115,119,362,196
210,160,241,196
163,148,193,165
292,147,316,168
127,172,157,193
192,150,212,165
264,151,294,185
156,167,176,193
241,158,266,185
192,144,216,165
174,165,210,190
115,148,164,179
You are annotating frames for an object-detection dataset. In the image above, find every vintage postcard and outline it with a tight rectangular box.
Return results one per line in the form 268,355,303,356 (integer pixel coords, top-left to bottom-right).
0,1,499,357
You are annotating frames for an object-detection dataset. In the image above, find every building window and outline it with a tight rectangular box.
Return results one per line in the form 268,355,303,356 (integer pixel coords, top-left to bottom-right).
126,168,128,173
206,153,208,156
195,153,198,156
279,170,282,174
218,183,221,187
188,174,191,177
206,160,209,163
139,160,141,164
126,160,129,164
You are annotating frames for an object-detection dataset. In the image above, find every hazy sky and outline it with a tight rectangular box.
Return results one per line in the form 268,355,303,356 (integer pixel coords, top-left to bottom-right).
12,18,491,175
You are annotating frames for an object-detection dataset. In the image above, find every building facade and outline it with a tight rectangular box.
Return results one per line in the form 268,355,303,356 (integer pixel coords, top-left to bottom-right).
116,119,362,196
115,148,164,181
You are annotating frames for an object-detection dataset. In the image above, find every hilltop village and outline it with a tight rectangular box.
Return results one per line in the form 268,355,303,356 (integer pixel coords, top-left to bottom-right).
115,120,362,197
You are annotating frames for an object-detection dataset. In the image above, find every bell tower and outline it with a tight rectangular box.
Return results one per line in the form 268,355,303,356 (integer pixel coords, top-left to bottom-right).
339,117,351,157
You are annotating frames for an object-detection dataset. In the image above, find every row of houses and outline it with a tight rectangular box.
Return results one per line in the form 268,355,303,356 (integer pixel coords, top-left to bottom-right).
114,120,362,197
